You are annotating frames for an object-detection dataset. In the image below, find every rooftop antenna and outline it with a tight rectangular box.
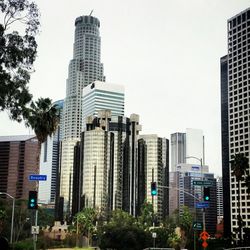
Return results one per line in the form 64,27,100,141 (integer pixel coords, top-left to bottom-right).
89,10,93,16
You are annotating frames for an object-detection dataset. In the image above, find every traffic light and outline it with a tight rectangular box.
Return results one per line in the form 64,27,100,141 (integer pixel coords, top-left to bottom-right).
151,182,157,196
28,191,38,209
203,187,210,201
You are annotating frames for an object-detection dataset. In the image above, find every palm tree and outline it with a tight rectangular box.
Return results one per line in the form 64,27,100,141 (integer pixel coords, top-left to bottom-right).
24,98,59,164
230,153,249,245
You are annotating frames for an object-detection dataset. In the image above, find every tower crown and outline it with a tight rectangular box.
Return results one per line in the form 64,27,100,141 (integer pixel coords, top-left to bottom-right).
75,15,100,27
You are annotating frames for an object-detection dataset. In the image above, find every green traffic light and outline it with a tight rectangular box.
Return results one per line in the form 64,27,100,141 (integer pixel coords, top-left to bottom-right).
151,190,157,195
205,196,209,201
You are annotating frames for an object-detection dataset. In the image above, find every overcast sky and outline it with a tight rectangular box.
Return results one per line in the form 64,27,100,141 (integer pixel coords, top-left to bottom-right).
1,0,250,176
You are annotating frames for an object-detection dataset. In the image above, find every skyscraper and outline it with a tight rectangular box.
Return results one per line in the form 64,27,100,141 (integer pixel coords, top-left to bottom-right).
216,177,224,224
82,81,124,129
39,100,64,205
71,111,141,217
171,128,204,171
220,54,230,237
62,15,105,140
59,15,105,215
138,135,169,221
171,132,186,171
221,8,250,239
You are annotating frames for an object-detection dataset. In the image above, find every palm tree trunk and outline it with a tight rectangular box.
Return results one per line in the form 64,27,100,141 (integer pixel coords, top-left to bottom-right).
238,180,242,245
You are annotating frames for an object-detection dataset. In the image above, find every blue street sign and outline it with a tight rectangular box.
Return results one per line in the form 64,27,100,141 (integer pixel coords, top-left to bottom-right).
196,202,209,209
29,175,47,181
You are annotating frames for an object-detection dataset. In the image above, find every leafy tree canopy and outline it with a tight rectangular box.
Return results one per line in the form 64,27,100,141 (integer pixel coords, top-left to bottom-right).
137,201,154,229
75,207,97,236
0,0,40,121
109,209,136,228
24,97,59,144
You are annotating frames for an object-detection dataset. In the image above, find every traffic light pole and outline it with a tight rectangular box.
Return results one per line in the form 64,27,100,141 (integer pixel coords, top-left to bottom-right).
159,185,201,250
33,209,38,250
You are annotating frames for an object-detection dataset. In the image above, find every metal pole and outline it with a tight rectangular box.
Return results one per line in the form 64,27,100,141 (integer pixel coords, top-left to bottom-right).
201,158,206,232
0,192,15,244
35,209,38,241
10,198,15,244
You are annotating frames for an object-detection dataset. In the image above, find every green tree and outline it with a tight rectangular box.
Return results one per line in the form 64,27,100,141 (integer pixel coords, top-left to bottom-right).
137,201,154,230
167,232,181,250
24,98,59,144
178,206,193,248
99,224,151,250
0,0,40,121
37,207,54,228
24,97,59,166
109,209,136,228
75,207,97,246
230,153,249,245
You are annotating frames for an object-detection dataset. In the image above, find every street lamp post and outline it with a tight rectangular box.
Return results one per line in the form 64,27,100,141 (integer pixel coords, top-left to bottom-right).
185,156,206,250
0,192,15,244
185,156,205,230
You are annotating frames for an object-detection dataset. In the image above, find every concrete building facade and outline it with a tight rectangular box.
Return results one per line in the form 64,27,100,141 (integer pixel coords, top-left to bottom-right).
39,100,64,205
221,8,250,238
138,135,169,221
0,135,39,200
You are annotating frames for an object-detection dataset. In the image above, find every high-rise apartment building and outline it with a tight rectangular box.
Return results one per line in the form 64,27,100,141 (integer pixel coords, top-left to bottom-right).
221,8,250,239
0,135,39,200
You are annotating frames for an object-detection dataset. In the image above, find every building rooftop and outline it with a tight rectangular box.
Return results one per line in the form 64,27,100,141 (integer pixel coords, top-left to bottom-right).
0,135,36,142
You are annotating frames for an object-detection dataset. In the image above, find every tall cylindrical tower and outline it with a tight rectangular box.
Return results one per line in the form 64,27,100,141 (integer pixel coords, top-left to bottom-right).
63,15,105,140
59,16,105,217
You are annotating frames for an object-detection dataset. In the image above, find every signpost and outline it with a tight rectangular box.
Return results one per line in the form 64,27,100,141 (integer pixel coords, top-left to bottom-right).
193,180,213,186
31,226,39,235
193,222,203,230
200,231,209,249
195,202,209,209
29,175,47,181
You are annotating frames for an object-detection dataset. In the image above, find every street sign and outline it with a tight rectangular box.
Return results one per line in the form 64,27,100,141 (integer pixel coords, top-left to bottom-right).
31,226,39,235
193,222,203,230
152,232,157,238
193,180,213,186
195,202,209,209
202,241,208,248
200,231,209,241
29,175,47,181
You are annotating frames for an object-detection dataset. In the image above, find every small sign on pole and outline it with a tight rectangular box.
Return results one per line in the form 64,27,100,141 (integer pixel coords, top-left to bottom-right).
195,202,209,209
29,175,47,181
31,226,39,235
193,180,213,186
193,222,203,230
152,232,157,238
